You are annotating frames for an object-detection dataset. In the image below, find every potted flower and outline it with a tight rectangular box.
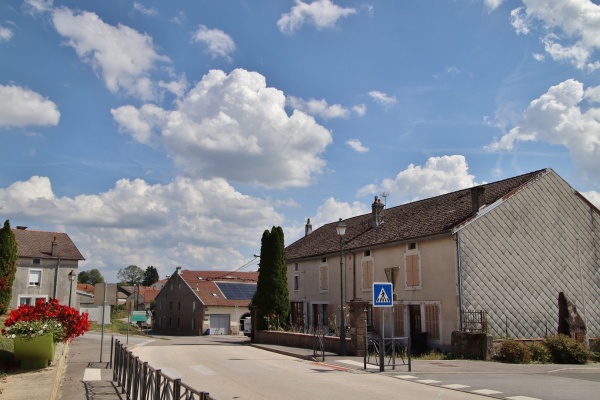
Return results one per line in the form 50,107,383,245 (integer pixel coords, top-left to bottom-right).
2,299,90,369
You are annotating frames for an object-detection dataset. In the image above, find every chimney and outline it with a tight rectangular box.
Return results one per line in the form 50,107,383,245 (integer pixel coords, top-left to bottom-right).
305,218,312,236
471,187,485,214
371,196,384,228
51,236,58,257
176,266,182,274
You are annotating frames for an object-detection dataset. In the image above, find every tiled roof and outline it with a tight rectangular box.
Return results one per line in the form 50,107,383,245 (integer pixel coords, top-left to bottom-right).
13,229,85,260
77,283,95,294
140,288,160,303
285,168,549,261
177,269,258,307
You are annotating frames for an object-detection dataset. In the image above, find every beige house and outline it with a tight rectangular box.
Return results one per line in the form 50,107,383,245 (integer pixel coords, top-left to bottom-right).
153,268,258,335
11,227,85,309
285,168,599,351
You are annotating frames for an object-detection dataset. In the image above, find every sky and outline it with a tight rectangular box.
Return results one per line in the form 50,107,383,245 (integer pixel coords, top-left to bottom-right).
1,0,599,283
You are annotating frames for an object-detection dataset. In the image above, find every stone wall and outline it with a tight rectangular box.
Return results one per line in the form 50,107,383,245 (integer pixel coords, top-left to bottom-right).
451,331,493,360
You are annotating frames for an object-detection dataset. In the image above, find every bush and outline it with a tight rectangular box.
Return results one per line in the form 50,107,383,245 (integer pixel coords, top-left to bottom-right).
494,339,532,364
543,334,590,364
529,342,551,363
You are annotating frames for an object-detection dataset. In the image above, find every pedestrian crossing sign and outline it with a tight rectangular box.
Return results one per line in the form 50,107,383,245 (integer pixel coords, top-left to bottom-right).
373,282,393,307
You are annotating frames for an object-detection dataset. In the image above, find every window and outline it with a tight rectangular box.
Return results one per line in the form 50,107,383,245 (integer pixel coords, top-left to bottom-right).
364,250,371,257
294,263,299,272
293,274,300,291
32,258,41,265
192,301,196,312
192,318,195,331
425,303,440,340
28,270,41,286
321,257,327,263
393,304,405,336
169,301,173,310
319,265,329,291
18,295,47,306
405,250,421,289
361,259,373,291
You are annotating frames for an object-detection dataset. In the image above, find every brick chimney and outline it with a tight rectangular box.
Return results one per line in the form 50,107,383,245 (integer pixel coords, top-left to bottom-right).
371,196,384,228
305,218,312,236
471,187,485,214
51,236,58,257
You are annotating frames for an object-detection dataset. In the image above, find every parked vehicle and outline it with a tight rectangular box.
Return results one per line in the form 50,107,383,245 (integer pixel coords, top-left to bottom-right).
243,317,251,337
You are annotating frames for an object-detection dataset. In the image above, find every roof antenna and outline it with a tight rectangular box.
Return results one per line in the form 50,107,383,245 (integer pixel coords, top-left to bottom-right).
380,191,389,223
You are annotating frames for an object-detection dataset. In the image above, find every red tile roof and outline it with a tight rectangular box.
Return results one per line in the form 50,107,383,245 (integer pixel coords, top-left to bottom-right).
285,168,548,260
177,270,258,307
13,229,85,260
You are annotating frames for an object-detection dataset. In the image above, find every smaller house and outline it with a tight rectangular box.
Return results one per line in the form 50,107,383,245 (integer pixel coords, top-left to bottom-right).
153,268,258,336
11,227,85,309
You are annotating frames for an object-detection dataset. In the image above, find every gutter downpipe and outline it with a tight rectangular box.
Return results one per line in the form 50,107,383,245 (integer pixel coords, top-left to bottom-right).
455,234,463,331
53,258,60,299
352,251,356,300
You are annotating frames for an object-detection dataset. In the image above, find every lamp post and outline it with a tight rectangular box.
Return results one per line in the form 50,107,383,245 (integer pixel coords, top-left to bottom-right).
67,270,75,307
336,218,347,356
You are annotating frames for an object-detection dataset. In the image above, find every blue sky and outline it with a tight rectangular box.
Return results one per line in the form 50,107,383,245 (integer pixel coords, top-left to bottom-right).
1,0,599,282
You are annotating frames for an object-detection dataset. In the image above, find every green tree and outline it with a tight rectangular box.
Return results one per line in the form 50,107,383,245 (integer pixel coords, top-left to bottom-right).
78,269,104,285
142,265,159,286
117,265,144,285
0,220,18,314
252,226,290,330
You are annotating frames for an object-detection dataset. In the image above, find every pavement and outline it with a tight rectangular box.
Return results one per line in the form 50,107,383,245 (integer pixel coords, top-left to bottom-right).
0,333,598,400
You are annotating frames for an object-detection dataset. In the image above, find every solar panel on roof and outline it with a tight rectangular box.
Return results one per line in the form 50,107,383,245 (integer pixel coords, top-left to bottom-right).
216,282,257,300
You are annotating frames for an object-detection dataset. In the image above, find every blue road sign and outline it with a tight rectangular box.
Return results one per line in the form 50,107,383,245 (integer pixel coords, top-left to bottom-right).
373,282,393,307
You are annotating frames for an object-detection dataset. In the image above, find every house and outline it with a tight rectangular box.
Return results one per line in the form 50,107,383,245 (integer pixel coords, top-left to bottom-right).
153,267,258,335
76,283,96,308
11,227,85,309
285,168,600,351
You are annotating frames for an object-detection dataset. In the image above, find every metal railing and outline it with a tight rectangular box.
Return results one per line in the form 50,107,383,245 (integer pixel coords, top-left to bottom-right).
364,336,411,372
461,310,487,333
112,339,215,400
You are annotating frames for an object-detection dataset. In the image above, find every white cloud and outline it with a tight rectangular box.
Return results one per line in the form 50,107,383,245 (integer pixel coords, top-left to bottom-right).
581,191,600,209
510,0,600,70
584,84,600,103
133,2,157,16
0,175,283,280
485,79,600,178
368,90,397,107
52,8,169,100
277,0,357,34
0,85,60,128
192,25,235,61
346,139,368,153
484,0,504,12
287,96,349,119
0,26,13,42
352,104,366,117
311,197,369,229
24,0,53,14
113,68,333,188
357,155,477,204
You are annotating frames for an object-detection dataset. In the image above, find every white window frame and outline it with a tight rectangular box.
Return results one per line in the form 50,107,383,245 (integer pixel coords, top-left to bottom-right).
293,274,300,291
28,269,42,286
18,294,48,306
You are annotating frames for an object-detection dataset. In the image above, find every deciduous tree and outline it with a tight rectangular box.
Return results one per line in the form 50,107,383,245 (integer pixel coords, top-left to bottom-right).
117,265,144,286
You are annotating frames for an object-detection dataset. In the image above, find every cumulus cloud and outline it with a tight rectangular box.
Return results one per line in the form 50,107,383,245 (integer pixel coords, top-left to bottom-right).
368,90,397,107
277,0,357,34
52,8,169,100
485,79,600,177
0,85,60,128
112,68,332,188
0,26,13,42
192,25,236,61
311,197,369,229
357,155,477,204
346,139,368,153
0,175,283,279
581,191,600,209
287,96,349,119
484,0,504,12
352,104,366,117
133,2,157,16
510,0,600,70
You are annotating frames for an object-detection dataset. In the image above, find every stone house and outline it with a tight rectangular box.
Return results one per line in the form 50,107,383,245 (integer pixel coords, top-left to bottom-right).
285,168,599,351
11,227,85,309
153,268,258,335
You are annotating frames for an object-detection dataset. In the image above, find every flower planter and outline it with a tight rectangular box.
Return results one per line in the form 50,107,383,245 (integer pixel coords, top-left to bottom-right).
13,333,55,369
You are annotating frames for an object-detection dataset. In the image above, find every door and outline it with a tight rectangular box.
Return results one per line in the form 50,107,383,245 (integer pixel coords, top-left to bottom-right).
209,314,230,335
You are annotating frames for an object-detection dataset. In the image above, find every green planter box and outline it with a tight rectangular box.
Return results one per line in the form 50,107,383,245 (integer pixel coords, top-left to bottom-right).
13,334,56,369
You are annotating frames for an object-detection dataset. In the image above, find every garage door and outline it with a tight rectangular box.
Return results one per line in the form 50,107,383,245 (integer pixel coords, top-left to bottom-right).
209,314,230,335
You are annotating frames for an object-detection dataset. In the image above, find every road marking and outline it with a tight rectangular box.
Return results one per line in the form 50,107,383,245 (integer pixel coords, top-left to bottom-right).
443,384,470,389
83,368,101,381
506,397,542,400
416,379,441,384
472,389,503,395
395,375,418,379
336,359,380,370
191,365,216,375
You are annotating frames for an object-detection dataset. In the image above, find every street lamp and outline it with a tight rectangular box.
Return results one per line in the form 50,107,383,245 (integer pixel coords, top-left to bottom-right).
67,270,76,307
336,218,347,356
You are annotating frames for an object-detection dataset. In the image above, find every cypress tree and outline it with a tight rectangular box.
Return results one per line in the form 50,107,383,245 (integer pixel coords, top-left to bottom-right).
0,220,18,314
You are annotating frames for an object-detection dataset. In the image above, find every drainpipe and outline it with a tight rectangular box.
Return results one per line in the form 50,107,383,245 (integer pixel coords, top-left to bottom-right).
352,251,356,299
455,235,463,331
53,258,60,299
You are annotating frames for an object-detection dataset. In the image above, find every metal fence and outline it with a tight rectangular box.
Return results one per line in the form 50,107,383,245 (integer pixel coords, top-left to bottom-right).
112,339,215,400
461,310,487,333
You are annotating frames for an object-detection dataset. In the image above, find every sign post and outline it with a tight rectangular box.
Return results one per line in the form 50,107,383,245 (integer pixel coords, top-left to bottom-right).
373,282,393,372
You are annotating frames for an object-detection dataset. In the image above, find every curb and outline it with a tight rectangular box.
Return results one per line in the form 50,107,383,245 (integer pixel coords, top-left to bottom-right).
50,342,70,400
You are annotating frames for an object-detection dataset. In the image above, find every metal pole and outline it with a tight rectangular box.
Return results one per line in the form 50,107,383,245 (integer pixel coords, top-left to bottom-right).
379,310,384,372
68,277,73,307
100,282,107,363
339,235,347,356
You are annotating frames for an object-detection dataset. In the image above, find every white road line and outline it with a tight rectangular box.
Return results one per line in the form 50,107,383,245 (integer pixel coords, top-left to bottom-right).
442,384,471,389
190,365,216,375
395,375,418,379
505,397,542,400
472,389,503,395
336,359,380,370
417,379,441,384
83,368,102,381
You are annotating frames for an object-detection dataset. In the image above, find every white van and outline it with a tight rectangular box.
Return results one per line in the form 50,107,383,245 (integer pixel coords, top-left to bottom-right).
243,317,251,337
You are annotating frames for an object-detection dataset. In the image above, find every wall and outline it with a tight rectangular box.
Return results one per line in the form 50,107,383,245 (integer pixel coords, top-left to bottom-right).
255,330,353,355
153,274,204,335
